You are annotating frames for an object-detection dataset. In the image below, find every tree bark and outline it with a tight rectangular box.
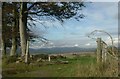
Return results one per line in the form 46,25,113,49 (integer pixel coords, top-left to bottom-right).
10,37,17,56
1,37,6,56
19,2,27,57
25,40,29,63
2,3,6,56
10,3,17,56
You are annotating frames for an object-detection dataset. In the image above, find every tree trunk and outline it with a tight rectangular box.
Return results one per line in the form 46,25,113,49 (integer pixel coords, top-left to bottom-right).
25,40,29,63
1,37,6,56
10,37,17,56
10,3,17,56
19,2,27,57
2,3,6,56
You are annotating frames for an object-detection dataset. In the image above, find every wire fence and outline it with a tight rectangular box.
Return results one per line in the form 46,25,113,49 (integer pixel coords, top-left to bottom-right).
88,30,118,67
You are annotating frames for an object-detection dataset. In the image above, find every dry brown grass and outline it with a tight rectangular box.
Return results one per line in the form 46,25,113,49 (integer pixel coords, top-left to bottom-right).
2,53,119,77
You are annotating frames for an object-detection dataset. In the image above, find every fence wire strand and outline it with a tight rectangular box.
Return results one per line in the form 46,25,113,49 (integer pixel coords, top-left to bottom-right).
88,30,118,60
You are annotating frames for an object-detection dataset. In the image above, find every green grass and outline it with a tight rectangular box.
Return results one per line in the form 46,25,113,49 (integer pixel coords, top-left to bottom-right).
2,54,118,77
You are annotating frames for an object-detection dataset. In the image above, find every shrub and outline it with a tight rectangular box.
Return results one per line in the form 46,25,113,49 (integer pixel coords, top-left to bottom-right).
50,55,57,59
56,55,66,59
4,56,17,64
33,54,48,60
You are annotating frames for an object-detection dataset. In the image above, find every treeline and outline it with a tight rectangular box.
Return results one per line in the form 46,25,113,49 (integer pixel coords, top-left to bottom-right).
2,2,85,63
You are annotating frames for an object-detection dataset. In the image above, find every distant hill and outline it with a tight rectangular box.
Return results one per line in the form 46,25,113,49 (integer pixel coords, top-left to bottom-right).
6,47,96,55
29,47,96,54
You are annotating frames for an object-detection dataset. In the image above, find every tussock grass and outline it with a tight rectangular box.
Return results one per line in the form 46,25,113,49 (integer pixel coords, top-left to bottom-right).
2,53,118,77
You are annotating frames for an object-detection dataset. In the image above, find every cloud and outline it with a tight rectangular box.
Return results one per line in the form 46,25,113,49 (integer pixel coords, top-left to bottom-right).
86,12,105,22
83,2,118,23
74,44,79,47
29,2,118,48
114,37,118,42
104,37,118,47
85,43,90,46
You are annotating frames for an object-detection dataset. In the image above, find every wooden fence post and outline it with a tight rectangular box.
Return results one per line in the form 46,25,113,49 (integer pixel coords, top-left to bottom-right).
48,55,51,61
102,43,107,63
96,38,102,63
118,50,120,77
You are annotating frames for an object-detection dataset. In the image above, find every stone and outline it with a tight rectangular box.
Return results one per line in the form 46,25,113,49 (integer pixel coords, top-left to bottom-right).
16,61,20,64
37,58,42,62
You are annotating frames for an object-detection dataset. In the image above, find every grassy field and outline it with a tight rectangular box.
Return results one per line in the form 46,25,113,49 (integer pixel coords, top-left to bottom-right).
2,53,118,77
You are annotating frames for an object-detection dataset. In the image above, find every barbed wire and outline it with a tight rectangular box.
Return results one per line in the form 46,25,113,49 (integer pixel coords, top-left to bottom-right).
101,41,118,60
87,30,117,60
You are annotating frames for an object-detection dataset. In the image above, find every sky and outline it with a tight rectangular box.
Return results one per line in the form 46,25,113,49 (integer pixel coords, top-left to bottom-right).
29,2,118,49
